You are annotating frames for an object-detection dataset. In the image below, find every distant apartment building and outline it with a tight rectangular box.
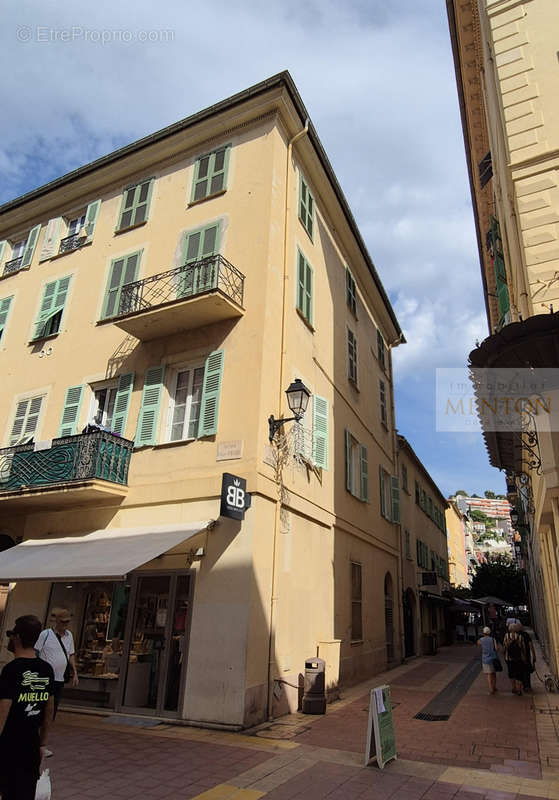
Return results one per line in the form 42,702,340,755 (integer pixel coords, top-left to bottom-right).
445,499,470,587
0,72,406,727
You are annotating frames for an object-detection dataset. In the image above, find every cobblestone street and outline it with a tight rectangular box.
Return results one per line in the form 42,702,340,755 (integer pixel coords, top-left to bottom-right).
46,641,559,800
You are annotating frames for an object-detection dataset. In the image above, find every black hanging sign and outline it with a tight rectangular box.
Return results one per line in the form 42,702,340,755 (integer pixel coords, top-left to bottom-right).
220,473,251,520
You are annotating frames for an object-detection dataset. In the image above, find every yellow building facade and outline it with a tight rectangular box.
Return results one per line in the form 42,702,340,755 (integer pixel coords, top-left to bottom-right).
445,500,470,588
447,0,559,675
0,73,405,727
397,437,450,657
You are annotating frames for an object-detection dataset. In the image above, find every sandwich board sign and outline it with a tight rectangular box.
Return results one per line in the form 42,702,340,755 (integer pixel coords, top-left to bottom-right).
365,685,397,768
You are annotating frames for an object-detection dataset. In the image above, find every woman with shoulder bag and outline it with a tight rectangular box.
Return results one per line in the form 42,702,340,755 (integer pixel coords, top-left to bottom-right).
35,608,79,756
477,626,502,695
503,622,527,695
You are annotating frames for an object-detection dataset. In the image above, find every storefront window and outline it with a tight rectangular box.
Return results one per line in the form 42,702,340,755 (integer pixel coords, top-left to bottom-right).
46,581,129,708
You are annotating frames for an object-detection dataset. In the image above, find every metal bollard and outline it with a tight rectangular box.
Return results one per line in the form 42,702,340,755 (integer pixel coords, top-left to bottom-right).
302,657,326,714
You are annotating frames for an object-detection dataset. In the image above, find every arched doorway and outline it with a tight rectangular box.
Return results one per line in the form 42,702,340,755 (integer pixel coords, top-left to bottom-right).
403,588,416,657
384,573,394,663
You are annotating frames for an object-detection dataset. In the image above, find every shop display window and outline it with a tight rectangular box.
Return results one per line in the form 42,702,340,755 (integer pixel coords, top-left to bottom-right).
46,581,129,681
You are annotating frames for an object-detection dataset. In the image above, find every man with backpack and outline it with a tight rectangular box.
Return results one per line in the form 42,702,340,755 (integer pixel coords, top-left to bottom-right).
503,622,527,695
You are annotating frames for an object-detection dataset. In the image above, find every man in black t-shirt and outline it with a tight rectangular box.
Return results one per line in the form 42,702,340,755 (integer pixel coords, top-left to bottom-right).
0,615,54,800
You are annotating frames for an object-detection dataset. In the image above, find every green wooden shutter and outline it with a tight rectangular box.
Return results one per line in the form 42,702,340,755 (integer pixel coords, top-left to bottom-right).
299,174,314,239
111,373,134,437
58,385,84,437
84,199,101,240
136,366,166,447
312,395,329,469
0,296,13,341
21,224,41,268
296,250,313,324
9,396,43,445
191,146,230,202
198,350,224,437
345,429,352,492
0,242,6,267
39,217,62,261
102,251,141,318
34,276,71,339
117,179,153,230
360,445,369,502
391,476,400,523
379,466,386,516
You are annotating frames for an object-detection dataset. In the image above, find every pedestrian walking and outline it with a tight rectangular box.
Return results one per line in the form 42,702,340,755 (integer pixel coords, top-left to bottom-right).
518,624,536,691
35,606,79,754
503,622,526,695
0,615,54,800
477,626,501,694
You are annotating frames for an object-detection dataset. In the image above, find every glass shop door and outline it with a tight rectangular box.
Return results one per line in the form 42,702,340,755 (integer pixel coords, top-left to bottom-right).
120,572,191,717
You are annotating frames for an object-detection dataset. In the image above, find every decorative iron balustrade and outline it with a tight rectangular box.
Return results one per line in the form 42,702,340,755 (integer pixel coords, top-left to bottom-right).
59,233,85,254
3,257,23,276
0,430,133,493
117,254,244,318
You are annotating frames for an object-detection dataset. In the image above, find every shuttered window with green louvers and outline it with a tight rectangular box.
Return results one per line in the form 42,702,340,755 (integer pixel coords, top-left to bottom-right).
102,251,141,319
0,296,13,343
191,146,231,203
58,386,84,437
296,249,313,325
33,276,71,340
299,173,314,240
9,396,44,445
490,216,510,324
117,179,154,231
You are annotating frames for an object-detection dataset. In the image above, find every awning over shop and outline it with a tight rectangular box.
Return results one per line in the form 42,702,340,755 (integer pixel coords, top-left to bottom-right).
0,522,213,582
419,592,452,604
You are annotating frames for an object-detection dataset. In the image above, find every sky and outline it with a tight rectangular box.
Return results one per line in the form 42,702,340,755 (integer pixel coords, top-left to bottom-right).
0,0,506,497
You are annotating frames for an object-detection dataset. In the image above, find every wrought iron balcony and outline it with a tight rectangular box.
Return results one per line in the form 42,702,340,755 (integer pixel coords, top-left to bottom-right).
59,233,85,254
0,430,133,507
110,254,245,341
3,257,23,276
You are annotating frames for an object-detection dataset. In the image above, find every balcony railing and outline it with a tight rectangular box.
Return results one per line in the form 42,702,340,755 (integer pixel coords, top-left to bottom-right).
3,257,23,276
117,254,244,318
59,233,85,255
0,430,133,493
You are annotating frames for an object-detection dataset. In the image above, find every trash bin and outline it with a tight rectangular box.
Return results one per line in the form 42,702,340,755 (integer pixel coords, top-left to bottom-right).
302,657,326,714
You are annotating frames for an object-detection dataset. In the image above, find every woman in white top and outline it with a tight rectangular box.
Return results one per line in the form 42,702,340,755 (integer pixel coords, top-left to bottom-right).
35,608,79,720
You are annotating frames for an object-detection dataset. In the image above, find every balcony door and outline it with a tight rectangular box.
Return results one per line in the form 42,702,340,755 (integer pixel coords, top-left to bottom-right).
179,223,220,297
120,572,192,717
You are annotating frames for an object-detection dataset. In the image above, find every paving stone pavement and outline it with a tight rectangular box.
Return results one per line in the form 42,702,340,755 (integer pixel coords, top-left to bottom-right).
41,641,559,800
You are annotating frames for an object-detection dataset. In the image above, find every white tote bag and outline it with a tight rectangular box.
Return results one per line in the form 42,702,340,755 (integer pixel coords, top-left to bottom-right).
35,768,51,800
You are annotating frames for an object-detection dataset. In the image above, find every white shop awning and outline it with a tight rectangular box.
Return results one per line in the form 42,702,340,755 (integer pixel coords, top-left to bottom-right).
0,521,213,582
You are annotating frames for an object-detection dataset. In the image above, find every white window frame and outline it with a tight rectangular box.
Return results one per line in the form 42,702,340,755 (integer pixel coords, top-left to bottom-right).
87,381,118,429
348,433,360,497
165,363,205,443
10,240,26,261
66,212,86,237
380,466,392,520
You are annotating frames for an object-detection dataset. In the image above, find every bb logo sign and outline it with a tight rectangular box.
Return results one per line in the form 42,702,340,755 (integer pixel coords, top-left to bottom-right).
220,473,251,520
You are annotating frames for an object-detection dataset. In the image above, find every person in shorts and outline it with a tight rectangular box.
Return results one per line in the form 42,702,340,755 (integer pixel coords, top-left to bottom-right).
0,615,54,800
477,626,500,694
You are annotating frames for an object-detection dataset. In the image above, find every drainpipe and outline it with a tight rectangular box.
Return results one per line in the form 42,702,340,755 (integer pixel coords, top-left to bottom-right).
267,118,309,721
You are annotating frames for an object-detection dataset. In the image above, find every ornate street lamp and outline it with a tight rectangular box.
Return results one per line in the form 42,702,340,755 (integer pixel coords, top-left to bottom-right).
268,379,311,443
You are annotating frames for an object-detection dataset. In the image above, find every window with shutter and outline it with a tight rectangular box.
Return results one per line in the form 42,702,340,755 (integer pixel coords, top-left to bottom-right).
405,529,411,559
198,350,224,437
351,562,363,641
40,218,63,261
58,386,84,437
102,251,141,319
391,476,400,523
167,365,205,441
9,395,44,445
312,395,328,470
296,249,313,325
299,173,314,240
116,179,154,231
346,268,356,315
180,223,221,296
33,276,72,340
380,380,387,425
136,366,166,447
0,296,13,343
191,145,231,203
402,463,408,493
379,467,392,520
377,329,386,370
347,328,358,384
359,445,369,502
21,225,41,269
111,373,135,437
345,429,368,501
